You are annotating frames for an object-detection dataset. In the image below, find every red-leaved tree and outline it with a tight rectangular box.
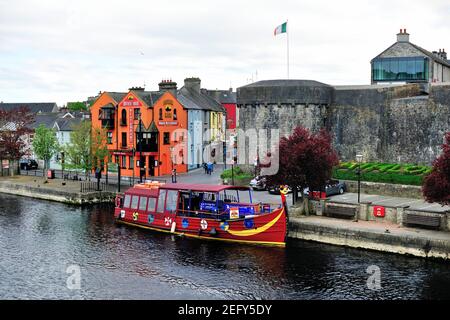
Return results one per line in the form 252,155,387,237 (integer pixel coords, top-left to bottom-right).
267,127,339,206
0,107,35,171
422,132,450,206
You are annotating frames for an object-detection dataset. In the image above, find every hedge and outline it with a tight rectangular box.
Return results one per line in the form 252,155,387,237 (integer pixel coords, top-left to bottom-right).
332,161,432,186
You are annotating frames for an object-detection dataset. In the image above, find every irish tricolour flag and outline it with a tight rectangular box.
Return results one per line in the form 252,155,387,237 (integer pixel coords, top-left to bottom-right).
274,22,287,36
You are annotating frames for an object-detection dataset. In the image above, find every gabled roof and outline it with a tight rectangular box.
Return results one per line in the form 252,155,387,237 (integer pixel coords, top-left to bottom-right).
132,90,164,107
54,117,83,131
0,102,58,114
372,41,450,68
105,92,127,103
31,113,60,129
177,87,225,112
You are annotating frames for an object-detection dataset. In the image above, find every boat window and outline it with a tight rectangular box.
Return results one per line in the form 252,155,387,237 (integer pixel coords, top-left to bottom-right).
131,195,139,210
124,194,131,208
165,190,178,213
156,190,167,213
139,197,148,211
147,197,156,212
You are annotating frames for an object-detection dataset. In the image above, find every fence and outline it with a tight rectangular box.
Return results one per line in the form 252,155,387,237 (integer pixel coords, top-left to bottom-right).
80,181,116,193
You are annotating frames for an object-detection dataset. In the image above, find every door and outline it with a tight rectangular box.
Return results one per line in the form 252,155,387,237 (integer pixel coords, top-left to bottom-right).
148,156,155,176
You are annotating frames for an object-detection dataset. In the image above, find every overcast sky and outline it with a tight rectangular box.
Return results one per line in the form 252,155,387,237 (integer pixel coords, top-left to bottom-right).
0,0,449,106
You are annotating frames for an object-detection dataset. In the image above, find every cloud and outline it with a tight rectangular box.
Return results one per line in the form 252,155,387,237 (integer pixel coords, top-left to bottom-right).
0,0,449,105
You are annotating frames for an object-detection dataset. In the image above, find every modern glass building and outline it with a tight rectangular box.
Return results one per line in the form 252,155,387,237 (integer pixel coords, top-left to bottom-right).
371,30,450,84
372,56,429,82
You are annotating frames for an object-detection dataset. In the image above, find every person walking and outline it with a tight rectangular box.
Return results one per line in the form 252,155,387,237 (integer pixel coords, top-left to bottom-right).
203,162,207,174
171,168,177,183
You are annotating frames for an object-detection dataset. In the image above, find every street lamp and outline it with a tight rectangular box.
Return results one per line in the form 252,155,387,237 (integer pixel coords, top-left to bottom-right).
356,153,363,204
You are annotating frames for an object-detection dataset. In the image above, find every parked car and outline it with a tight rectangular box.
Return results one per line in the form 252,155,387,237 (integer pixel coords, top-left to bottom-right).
249,176,267,191
19,159,38,170
304,180,347,197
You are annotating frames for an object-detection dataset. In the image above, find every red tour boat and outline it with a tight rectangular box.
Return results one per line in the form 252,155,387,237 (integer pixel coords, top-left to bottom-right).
114,182,288,247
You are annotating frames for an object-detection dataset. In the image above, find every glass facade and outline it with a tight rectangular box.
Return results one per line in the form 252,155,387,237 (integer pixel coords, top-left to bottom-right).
372,56,428,82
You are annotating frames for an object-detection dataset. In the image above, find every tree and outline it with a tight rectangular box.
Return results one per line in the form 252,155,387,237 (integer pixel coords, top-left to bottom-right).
67,102,87,112
32,124,59,170
91,126,110,170
63,120,92,178
0,107,35,172
267,127,339,209
422,132,450,206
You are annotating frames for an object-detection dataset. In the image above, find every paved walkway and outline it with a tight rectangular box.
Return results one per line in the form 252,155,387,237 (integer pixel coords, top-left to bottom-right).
329,193,450,213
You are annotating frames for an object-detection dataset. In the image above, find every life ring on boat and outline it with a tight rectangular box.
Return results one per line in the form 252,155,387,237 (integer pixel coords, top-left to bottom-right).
120,210,125,219
164,217,172,226
200,219,208,230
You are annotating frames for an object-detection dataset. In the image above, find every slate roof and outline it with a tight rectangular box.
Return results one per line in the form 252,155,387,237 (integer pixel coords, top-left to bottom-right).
30,113,60,129
177,87,225,112
0,102,58,114
372,41,450,68
203,89,237,104
54,117,83,131
106,92,127,103
133,90,164,107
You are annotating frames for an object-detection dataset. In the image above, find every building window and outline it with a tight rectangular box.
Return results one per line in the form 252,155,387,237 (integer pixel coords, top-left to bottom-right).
121,155,126,168
129,156,134,169
107,131,112,144
115,155,119,164
134,108,141,120
163,132,170,145
121,109,127,126
121,132,127,148
159,109,163,120
173,108,177,120
372,56,428,82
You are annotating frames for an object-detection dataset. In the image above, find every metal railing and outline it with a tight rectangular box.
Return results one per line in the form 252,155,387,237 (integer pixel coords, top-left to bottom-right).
80,181,116,193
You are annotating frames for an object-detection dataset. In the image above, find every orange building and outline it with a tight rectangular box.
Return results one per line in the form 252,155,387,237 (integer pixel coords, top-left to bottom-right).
91,83,188,178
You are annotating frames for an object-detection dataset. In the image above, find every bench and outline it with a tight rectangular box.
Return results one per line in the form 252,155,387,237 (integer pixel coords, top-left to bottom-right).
326,205,357,219
404,213,441,229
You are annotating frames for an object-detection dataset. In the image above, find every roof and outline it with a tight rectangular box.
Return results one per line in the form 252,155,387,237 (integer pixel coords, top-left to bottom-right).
54,117,83,131
239,79,331,88
133,90,164,107
160,183,250,192
0,102,58,114
124,187,159,197
372,41,450,68
105,92,127,103
203,89,237,104
177,87,225,112
30,113,60,129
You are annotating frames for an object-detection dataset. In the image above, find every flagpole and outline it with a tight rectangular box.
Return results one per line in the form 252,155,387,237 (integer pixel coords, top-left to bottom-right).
287,19,289,79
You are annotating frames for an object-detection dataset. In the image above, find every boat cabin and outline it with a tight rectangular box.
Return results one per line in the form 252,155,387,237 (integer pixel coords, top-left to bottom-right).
118,183,277,221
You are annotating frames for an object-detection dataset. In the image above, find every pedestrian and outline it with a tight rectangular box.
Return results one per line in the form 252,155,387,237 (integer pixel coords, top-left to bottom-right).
207,162,212,175
171,168,177,183
203,162,207,174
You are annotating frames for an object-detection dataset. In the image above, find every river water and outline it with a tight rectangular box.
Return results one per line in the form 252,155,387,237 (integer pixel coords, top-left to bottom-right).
0,194,449,300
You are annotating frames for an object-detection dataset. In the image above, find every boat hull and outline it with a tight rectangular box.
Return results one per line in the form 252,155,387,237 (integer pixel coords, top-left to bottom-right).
114,207,287,247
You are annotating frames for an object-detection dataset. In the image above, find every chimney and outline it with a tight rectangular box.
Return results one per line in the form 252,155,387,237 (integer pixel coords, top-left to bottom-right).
396,28,409,42
184,77,201,93
440,49,447,60
158,79,177,96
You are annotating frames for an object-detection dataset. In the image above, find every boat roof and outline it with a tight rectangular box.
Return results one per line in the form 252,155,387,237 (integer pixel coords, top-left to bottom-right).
160,183,250,192
124,187,159,197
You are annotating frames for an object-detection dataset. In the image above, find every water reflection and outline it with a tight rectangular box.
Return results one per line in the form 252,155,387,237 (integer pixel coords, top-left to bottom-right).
0,193,449,300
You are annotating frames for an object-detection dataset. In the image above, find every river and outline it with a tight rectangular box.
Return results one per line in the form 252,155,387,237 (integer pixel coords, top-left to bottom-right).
0,194,449,300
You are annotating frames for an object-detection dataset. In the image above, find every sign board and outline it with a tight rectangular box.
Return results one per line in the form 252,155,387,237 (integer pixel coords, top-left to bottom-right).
2,160,9,169
229,208,239,219
158,121,178,126
373,206,385,218
107,162,118,173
